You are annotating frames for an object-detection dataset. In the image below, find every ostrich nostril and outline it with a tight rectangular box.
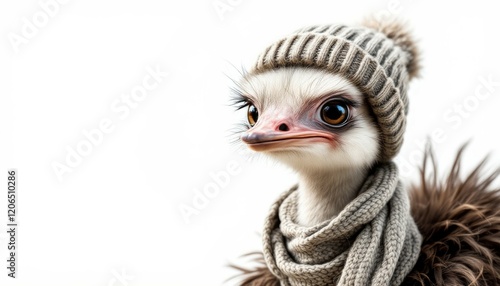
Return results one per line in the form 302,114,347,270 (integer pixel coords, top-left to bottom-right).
278,123,289,132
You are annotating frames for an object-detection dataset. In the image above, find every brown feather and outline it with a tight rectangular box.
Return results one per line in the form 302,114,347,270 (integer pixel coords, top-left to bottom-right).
404,144,500,286
228,252,280,286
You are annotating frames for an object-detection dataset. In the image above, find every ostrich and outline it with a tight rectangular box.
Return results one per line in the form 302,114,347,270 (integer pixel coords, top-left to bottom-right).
230,18,500,286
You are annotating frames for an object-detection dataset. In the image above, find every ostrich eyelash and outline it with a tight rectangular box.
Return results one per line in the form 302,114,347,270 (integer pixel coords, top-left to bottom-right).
230,91,253,111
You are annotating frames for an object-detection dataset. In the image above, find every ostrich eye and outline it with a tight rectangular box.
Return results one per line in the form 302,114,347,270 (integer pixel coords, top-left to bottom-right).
247,104,258,127
321,101,349,126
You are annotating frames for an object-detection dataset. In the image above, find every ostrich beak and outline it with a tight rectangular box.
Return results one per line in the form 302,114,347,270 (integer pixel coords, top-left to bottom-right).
241,119,336,152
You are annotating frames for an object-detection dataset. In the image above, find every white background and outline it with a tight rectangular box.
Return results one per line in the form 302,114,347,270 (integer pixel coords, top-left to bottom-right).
1,0,500,285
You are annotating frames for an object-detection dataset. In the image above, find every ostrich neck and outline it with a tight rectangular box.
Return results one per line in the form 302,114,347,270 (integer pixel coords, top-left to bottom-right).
296,167,369,227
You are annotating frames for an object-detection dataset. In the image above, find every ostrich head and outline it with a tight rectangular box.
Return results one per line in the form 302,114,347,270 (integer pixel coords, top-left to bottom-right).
235,68,380,225
234,19,419,226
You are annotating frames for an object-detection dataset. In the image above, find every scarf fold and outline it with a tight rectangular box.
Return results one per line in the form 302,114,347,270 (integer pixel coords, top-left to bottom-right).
262,162,422,286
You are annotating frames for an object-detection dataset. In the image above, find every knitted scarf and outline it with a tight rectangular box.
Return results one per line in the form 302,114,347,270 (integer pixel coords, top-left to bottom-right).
262,162,422,286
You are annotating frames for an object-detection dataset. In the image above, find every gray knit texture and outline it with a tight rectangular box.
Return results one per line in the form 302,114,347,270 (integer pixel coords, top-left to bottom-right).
250,24,413,161
262,163,422,286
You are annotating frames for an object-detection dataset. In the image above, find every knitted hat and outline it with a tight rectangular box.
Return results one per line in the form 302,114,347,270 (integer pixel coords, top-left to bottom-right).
248,19,420,161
